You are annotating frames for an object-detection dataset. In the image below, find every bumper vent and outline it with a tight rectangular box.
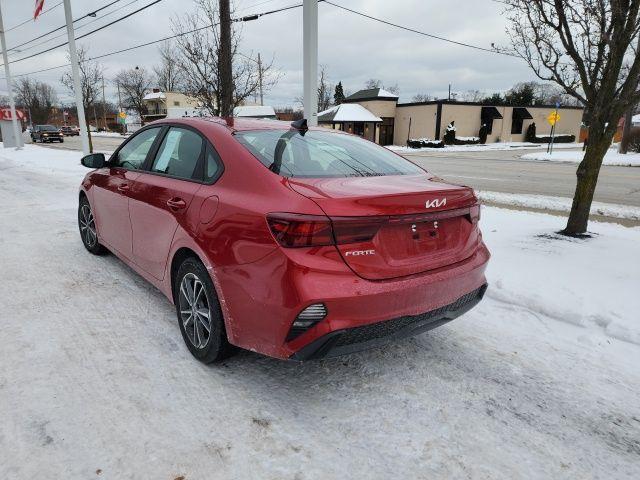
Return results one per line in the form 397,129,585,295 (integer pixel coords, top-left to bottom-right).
286,303,327,341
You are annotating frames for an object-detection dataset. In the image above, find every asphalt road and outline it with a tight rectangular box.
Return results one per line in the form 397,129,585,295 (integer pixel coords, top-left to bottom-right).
42,137,640,208
403,148,640,207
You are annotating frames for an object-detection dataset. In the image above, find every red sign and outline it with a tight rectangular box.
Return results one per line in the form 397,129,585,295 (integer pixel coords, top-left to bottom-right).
0,108,26,121
34,0,45,20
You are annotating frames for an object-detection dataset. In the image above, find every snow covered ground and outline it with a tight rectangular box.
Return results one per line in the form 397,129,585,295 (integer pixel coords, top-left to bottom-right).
1,144,639,479
521,146,640,166
478,190,640,221
388,141,583,154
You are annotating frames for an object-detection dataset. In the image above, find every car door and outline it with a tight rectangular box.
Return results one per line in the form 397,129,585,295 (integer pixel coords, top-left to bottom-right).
128,126,207,280
90,127,162,259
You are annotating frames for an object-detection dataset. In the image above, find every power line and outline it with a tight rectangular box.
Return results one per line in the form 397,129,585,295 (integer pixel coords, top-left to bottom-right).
3,0,310,79
6,0,124,54
323,1,519,58
1,0,163,67
4,1,63,33
8,0,141,58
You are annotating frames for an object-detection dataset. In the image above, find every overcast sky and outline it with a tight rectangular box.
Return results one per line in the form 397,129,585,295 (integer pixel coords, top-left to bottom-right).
0,0,539,107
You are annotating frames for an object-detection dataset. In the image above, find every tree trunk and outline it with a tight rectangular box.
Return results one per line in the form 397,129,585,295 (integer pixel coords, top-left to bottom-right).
218,0,233,117
619,109,632,154
563,125,612,235
86,113,94,153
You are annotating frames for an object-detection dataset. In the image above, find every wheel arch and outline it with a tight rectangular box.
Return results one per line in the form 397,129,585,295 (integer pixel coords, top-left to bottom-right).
170,247,203,303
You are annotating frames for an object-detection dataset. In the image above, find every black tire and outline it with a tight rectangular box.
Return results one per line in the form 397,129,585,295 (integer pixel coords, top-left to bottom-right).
60,139,64,143
174,257,234,363
78,196,107,255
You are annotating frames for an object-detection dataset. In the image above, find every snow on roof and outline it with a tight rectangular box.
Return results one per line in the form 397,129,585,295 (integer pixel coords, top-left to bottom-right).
233,105,277,117
143,91,166,100
318,103,382,123
345,87,399,101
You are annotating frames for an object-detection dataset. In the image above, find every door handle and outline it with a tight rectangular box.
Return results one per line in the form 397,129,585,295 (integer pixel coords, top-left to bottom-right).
167,197,187,210
117,183,130,192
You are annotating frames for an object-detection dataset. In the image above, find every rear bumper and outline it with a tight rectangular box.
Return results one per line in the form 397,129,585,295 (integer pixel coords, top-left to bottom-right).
217,241,490,360
290,284,486,360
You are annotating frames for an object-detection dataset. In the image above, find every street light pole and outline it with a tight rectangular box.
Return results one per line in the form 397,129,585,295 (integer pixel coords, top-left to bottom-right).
63,0,90,155
0,3,24,149
303,0,318,126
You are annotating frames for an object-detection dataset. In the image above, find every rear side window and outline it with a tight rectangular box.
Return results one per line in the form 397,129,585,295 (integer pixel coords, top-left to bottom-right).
234,129,423,178
115,127,161,170
150,127,203,180
205,145,222,181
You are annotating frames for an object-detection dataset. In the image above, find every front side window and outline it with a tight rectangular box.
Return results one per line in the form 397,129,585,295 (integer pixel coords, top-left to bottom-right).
235,129,424,178
115,127,161,170
150,127,203,180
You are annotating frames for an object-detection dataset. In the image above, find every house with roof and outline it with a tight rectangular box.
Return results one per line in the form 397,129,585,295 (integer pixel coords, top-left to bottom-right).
320,87,584,146
142,89,202,123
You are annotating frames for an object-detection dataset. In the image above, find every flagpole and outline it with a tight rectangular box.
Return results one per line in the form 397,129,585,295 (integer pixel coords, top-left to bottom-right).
63,0,89,155
0,2,24,150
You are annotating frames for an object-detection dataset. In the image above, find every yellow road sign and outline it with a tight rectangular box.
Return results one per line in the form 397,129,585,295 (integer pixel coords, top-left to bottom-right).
118,111,127,119
547,111,561,125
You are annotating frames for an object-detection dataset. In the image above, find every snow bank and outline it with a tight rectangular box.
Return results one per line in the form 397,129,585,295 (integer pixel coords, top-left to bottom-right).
521,147,640,166
388,141,583,154
477,191,640,221
482,207,640,346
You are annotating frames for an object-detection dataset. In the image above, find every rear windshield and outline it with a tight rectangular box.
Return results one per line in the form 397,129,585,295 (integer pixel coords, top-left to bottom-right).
39,125,58,131
234,129,423,178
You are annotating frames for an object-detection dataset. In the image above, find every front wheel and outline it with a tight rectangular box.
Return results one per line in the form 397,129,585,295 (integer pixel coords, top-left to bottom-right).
78,196,106,255
174,257,234,363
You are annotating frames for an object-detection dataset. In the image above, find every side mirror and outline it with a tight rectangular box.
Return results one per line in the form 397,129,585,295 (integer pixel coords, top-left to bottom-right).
81,153,106,169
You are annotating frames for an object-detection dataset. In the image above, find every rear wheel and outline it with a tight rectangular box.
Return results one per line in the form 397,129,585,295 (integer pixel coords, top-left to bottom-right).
175,257,233,363
78,196,107,255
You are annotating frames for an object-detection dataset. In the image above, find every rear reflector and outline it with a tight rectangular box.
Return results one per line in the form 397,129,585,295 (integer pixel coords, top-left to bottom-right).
286,303,328,341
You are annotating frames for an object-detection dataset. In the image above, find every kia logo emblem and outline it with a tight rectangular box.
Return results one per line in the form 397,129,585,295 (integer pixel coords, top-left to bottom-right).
425,198,446,209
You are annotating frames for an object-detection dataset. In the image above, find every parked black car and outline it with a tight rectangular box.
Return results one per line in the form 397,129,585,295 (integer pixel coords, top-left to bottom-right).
60,126,79,136
31,125,64,143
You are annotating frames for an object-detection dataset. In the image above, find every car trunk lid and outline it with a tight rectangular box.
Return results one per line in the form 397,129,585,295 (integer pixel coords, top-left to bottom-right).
286,174,480,280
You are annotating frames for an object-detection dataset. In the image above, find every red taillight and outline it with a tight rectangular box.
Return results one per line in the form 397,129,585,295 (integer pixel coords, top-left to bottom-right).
266,213,334,247
332,217,385,244
266,213,385,248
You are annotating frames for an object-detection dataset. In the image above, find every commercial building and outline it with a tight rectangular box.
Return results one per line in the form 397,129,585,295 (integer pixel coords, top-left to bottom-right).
319,87,584,146
142,89,202,123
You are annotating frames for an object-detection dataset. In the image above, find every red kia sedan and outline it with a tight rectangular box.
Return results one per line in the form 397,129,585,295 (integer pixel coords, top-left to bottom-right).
78,117,489,362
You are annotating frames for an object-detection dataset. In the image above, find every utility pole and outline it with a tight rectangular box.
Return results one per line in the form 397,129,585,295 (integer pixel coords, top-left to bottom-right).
219,0,233,117
63,0,90,155
0,3,24,149
303,0,318,126
102,76,108,131
257,53,264,106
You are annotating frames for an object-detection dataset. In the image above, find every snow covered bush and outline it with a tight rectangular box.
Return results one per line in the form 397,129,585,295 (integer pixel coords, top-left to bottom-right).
525,122,536,142
444,121,456,145
407,138,444,148
534,133,576,143
478,124,488,144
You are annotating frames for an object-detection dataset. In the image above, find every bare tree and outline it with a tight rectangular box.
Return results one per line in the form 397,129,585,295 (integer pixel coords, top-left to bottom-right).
153,42,183,92
317,65,333,112
61,45,104,153
115,67,153,122
13,77,57,124
365,78,399,94
411,93,432,102
172,0,279,115
504,0,640,235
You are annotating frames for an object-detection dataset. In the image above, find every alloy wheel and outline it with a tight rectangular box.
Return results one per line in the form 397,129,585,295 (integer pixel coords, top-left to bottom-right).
79,204,97,248
178,273,212,349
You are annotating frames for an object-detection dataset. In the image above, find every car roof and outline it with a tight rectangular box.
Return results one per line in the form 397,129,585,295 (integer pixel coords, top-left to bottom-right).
151,116,330,135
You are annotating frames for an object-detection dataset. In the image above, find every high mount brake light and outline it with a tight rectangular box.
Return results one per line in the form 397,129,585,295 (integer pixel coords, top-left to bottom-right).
266,213,384,248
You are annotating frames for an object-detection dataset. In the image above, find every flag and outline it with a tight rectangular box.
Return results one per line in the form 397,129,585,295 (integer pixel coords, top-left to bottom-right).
34,0,45,20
